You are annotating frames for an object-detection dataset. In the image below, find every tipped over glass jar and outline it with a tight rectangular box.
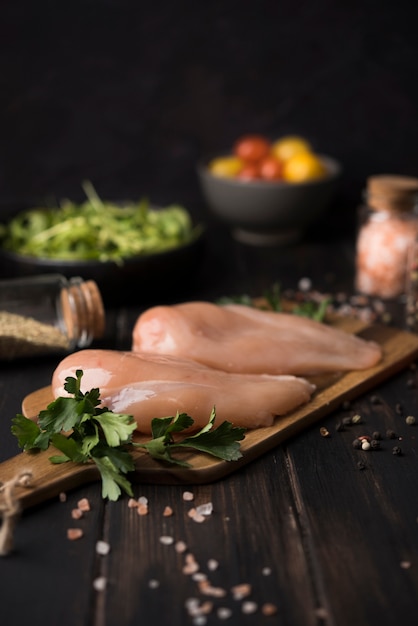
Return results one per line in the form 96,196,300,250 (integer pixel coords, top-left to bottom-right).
0,274,105,360
355,175,418,300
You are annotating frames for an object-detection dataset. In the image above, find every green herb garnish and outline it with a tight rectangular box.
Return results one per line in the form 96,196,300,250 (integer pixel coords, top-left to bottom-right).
0,181,200,263
11,370,245,501
218,282,330,322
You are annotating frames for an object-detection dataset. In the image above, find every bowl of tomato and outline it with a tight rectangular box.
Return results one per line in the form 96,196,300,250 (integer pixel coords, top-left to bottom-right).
197,134,341,245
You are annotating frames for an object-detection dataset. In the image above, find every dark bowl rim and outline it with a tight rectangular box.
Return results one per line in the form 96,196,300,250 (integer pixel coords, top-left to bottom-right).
0,225,206,268
196,153,342,189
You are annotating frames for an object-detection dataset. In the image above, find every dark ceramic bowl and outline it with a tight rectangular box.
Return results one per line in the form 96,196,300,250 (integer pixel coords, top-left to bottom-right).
197,154,342,245
0,207,206,306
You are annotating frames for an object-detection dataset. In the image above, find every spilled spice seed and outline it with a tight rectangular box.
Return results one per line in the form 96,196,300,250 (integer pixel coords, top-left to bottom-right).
262,603,278,616
352,439,362,449
386,429,397,439
372,431,382,440
320,427,330,437
392,446,402,456
406,415,416,425
361,441,371,451
351,414,362,424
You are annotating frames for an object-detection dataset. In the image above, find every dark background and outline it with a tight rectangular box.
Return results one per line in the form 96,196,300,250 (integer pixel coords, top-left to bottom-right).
2,0,418,240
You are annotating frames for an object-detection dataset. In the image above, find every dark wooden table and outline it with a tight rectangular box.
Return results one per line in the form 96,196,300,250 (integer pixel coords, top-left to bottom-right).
1,224,417,626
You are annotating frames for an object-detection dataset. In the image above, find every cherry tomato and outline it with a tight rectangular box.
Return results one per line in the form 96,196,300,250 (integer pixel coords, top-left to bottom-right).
237,163,261,181
233,135,270,163
209,156,243,178
259,156,283,181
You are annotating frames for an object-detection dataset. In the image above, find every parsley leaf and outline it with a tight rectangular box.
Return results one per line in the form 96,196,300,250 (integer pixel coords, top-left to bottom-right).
136,408,246,467
11,372,246,501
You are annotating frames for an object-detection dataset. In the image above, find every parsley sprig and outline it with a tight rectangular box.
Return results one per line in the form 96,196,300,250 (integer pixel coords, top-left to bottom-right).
11,370,246,501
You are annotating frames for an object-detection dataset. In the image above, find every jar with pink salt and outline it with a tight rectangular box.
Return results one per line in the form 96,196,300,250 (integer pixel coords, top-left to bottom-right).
355,175,418,299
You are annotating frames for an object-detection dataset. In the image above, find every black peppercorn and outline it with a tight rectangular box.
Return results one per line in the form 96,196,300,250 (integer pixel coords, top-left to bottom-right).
392,446,402,456
370,439,381,450
352,438,362,449
386,429,397,439
357,461,366,470
372,431,382,440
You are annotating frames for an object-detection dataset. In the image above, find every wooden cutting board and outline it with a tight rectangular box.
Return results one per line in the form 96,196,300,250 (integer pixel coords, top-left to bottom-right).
2,317,418,509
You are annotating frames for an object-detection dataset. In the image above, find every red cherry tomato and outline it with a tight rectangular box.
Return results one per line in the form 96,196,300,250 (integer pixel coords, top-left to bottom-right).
237,163,261,181
259,156,283,181
233,135,271,163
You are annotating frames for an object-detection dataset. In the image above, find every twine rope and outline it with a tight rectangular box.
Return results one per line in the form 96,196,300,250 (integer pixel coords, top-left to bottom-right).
0,470,33,556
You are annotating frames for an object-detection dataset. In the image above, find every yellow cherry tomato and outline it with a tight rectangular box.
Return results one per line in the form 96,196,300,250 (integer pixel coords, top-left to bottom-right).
282,152,327,183
208,156,243,178
271,135,312,162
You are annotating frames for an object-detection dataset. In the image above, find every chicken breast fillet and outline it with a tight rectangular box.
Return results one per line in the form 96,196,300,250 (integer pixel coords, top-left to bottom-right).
132,301,382,376
51,349,316,433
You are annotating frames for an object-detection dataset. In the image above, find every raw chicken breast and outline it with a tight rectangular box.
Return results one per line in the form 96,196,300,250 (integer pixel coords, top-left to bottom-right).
132,301,382,376
51,349,316,433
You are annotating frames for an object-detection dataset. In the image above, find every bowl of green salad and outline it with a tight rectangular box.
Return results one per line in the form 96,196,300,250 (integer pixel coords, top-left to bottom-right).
0,182,205,305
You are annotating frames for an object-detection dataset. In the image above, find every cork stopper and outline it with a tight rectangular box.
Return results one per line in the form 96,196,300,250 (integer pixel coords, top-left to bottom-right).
366,175,418,212
60,279,105,347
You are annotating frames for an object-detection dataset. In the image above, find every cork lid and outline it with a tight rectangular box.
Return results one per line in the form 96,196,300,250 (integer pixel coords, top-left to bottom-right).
367,175,418,212
61,279,106,347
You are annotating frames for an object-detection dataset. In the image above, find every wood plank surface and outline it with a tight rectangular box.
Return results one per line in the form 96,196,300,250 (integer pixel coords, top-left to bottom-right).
2,320,418,509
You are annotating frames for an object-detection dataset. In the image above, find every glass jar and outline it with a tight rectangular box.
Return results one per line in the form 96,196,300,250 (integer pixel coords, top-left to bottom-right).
0,274,105,359
355,175,418,299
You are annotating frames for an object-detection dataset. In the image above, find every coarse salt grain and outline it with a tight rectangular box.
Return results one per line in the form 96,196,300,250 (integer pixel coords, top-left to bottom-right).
183,491,194,501
67,528,83,541
217,607,232,620
198,580,227,598
231,583,252,600
159,535,174,545
148,579,160,589
59,492,67,502
71,508,83,520
262,566,272,576
93,576,107,591
241,601,258,614
137,502,149,516
175,540,187,553
195,502,213,516
163,505,173,517
96,540,111,555
77,498,90,512
207,559,219,571
138,495,148,505
128,498,138,508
